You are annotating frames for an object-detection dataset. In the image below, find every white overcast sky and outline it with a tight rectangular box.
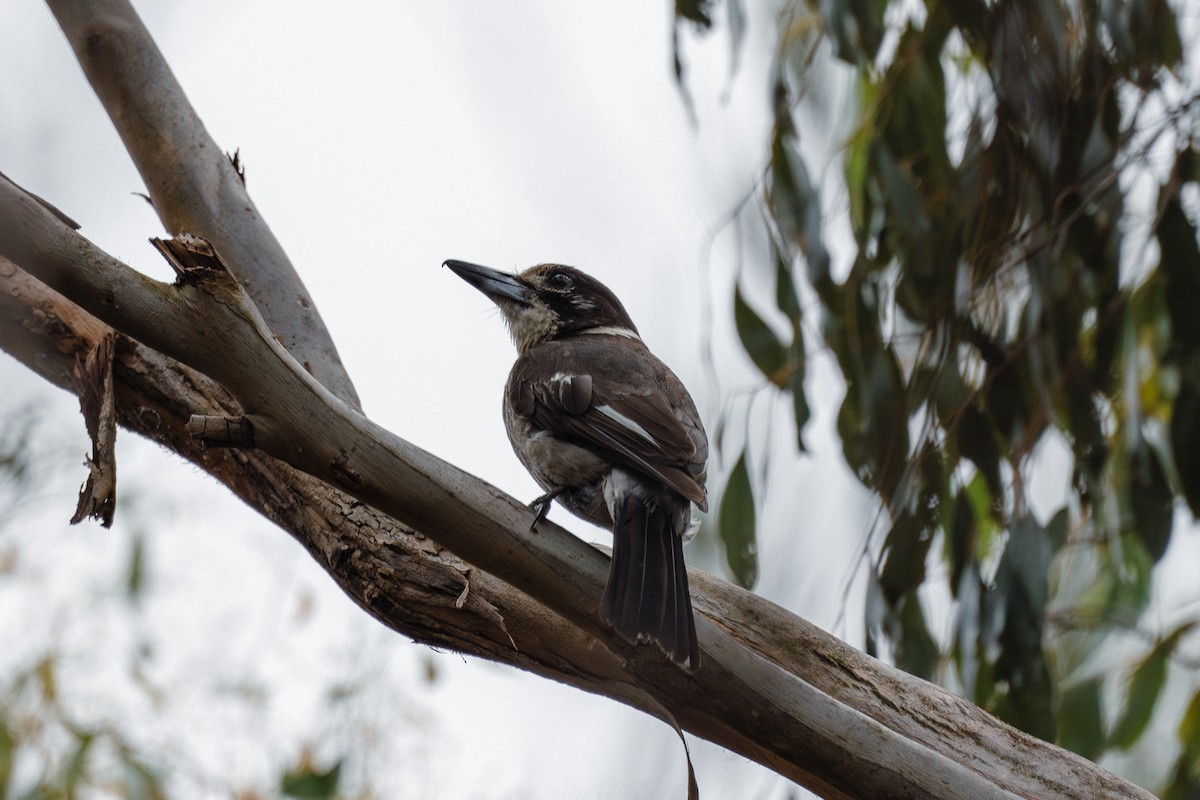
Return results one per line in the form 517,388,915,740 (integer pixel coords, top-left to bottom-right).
0,2,895,798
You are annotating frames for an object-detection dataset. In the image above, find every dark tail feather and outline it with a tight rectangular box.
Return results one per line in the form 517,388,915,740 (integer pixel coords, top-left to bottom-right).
600,494,700,671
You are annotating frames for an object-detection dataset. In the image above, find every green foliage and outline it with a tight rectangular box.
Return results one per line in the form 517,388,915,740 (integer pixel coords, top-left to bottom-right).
682,0,1200,790
0,657,168,800
718,450,758,588
0,408,394,800
282,758,342,800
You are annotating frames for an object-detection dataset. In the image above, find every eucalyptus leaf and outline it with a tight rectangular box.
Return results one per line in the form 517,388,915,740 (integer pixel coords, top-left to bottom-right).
733,283,789,386
718,451,758,589
1057,678,1105,760
282,760,342,800
1110,643,1170,749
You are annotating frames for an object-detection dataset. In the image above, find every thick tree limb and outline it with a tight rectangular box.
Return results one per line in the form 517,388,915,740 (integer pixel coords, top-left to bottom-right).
0,174,1153,799
43,0,361,409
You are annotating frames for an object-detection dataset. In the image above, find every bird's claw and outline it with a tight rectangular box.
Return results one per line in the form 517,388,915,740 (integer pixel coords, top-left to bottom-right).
528,489,562,531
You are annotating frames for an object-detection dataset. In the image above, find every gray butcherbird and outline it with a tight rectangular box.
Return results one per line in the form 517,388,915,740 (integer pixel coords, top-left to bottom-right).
446,259,707,670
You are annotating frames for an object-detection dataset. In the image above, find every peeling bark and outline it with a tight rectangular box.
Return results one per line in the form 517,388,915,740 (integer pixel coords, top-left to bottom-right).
69,331,117,527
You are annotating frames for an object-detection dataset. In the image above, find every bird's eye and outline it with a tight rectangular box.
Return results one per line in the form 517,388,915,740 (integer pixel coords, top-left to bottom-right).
548,271,574,290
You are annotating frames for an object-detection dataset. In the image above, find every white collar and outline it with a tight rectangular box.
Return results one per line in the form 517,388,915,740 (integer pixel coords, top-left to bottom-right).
579,325,641,341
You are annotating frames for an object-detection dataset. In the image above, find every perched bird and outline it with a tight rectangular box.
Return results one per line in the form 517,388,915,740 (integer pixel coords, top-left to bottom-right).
446,259,707,670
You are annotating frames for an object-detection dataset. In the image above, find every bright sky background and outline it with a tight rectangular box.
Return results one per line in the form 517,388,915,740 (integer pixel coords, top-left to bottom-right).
0,2,888,798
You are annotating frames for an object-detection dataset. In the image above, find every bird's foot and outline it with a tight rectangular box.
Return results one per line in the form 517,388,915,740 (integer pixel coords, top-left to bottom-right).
528,488,564,531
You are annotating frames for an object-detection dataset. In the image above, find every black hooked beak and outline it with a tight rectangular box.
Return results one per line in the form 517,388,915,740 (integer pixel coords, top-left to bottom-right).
444,260,530,305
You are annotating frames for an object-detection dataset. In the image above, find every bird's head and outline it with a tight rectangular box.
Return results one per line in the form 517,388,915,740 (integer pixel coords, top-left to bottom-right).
445,260,639,353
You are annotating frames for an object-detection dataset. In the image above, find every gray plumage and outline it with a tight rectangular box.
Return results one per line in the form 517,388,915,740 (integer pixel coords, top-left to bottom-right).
447,260,706,670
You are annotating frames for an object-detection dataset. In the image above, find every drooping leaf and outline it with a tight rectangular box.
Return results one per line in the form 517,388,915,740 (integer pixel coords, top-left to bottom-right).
947,488,976,596
774,247,802,323
836,315,910,500
718,451,758,588
64,729,97,791
1177,687,1200,778
878,508,931,604
787,348,810,451
775,250,810,448
957,404,1002,500
893,592,939,680
1129,435,1174,562
769,87,830,288
121,756,167,800
1110,641,1171,749
126,532,147,601
282,759,342,800
1171,380,1200,518
674,0,715,29
1057,677,1106,760
0,711,13,793
822,0,885,66
1159,192,1200,361
984,516,1057,739
734,283,789,386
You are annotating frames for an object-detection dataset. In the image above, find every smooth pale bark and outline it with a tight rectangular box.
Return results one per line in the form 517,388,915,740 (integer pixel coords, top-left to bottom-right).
44,0,360,409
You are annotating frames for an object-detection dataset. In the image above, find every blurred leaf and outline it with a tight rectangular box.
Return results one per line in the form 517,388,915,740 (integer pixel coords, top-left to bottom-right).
1004,516,1056,618
1109,533,1155,624
879,509,930,604
836,325,909,500
984,516,1056,739
126,533,147,601
0,711,13,794
1057,677,1105,760
823,0,884,65
718,451,758,588
1111,624,1195,750
844,88,875,248
1111,646,1169,750
879,447,942,605
281,760,342,800
769,87,830,288
1171,380,1200,518
894,592,939,680
35,657,56,704
1129,435,1174,562
1159,193,1200,363
952,562,983,696
775,250,810,448
64,729,96,792
774,248,802,323
734,283,789,386
947,488,975,596
864,572,886,659
1178,688,1200,779
725,0,746,79
674,0,714,29
957,404,1002,500
121,757,166,800
787,350,810,451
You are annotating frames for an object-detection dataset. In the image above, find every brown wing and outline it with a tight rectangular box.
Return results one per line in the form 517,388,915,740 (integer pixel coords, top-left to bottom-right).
510,338,708,509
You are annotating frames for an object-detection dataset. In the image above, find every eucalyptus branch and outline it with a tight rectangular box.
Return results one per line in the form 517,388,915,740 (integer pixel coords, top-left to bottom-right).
44,0,360,408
